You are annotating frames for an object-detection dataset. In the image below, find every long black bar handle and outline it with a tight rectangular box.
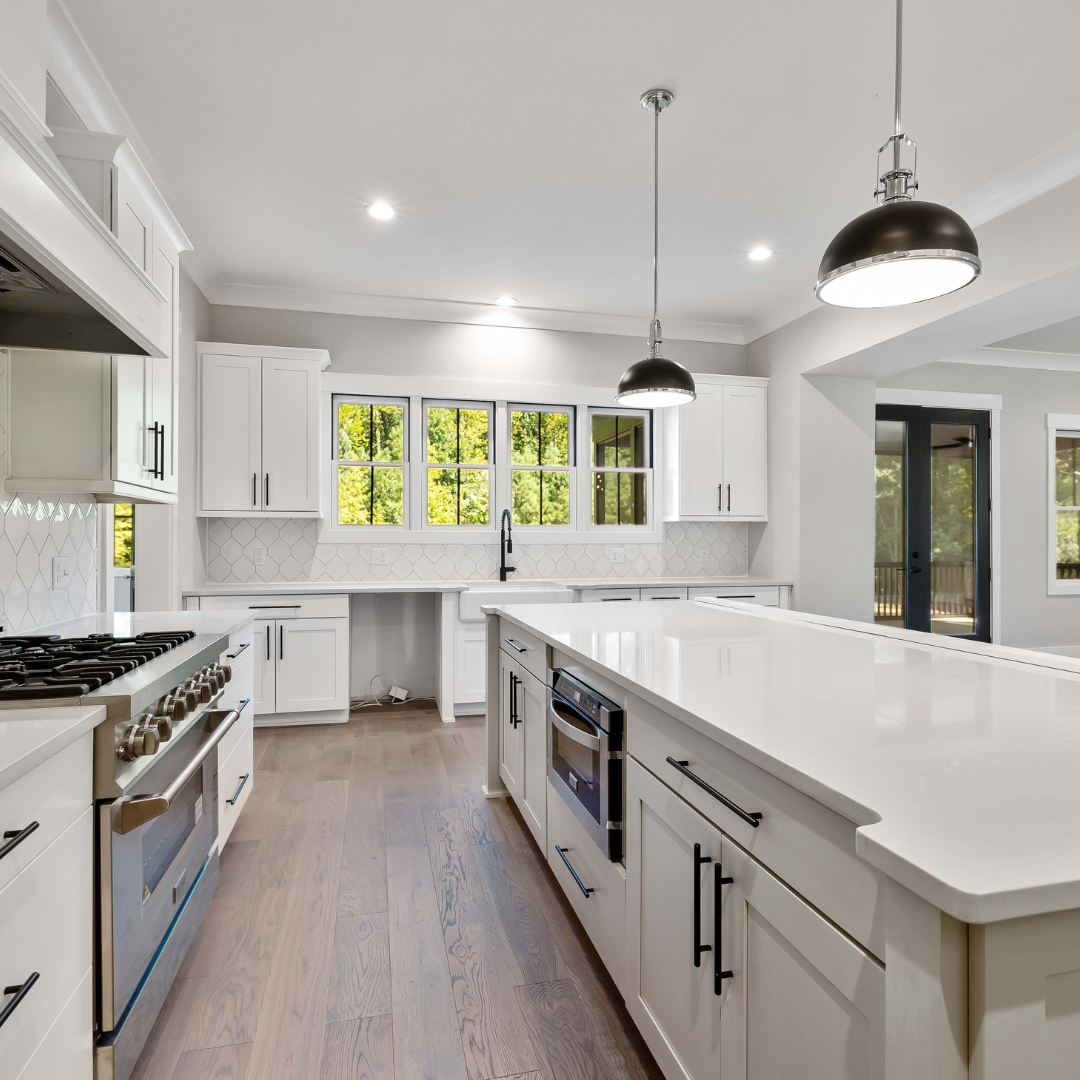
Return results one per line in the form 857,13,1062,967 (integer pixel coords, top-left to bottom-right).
226,773,250,805
253,472,257,507
694,843,713,967
0,972,39,1029
265,473,270,507
509,672,519,727
279,624,284,661
555,845,594,898
158,423,166,480
0,821,39,862
718,484,722,512
667,758,762,829
715,862,733,992
265,627,270,662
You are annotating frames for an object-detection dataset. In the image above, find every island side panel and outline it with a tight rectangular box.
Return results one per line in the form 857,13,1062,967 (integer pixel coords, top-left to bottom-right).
483,611,507,797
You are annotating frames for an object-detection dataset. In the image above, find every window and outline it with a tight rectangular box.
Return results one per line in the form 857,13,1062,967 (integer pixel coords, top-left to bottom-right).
510,405,573,525
1055,431,1080,582
333,397,407,526
590,410,649,525
425,402,492,525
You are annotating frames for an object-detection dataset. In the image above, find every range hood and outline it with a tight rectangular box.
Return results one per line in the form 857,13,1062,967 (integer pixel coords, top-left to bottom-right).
0,229,148,354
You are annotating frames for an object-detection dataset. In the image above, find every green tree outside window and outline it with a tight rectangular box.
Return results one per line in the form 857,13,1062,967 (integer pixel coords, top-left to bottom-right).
426,405,491,525
114,503,134,567
335,399,406,525
510,407,571,525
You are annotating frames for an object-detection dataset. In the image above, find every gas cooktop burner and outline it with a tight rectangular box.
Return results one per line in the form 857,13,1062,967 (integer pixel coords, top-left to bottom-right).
0,631,197,700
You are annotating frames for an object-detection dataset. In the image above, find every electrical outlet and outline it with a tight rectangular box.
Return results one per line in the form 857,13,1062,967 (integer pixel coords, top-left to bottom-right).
698,545,710,562
51,557,72,589
609,546,625,564
252,546,266,566
372,548,389,565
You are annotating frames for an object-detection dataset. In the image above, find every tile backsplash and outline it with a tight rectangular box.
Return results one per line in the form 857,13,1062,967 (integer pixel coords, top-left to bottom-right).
202,520,748,584
0,496,98,631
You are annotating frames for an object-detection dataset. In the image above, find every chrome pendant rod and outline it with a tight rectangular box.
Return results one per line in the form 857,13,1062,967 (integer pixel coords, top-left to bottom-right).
652,98,659,335
893,0,903,170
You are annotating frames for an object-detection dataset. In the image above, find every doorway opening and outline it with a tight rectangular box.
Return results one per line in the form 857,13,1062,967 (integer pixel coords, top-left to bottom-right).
875,404,991,640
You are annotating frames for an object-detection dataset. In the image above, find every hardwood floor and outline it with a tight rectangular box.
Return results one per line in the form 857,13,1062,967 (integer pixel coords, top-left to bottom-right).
131,705,663,1080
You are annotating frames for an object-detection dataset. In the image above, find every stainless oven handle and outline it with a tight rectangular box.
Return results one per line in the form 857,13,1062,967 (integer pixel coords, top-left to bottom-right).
549,698,602,751
114,709,240,835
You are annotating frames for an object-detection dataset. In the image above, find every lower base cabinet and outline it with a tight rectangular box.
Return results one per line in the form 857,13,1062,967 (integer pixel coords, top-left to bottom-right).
498,648,546,849
218,703,254,847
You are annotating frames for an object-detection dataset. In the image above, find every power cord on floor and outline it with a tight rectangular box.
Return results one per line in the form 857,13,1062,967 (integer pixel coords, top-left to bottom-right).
349,673,437,711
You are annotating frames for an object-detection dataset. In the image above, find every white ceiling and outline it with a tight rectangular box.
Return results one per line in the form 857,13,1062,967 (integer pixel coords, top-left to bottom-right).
60,0,1080,342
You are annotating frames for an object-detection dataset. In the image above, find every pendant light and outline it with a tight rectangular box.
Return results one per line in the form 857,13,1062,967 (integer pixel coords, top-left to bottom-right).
815,0,981,308
616,90,696,407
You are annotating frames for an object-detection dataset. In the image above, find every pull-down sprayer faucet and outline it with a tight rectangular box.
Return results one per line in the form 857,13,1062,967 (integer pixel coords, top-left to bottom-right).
500,509,516,582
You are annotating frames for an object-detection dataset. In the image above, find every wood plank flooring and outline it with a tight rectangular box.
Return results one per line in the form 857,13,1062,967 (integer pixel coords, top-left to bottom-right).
131,705,662,1080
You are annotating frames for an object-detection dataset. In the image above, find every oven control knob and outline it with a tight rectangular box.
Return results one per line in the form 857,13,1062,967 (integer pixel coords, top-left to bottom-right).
210,663,232,685
149,715,172,742
117,723,160,761
162,693,188,723
185,678,212,704
181,688,198,711
205,667,225,692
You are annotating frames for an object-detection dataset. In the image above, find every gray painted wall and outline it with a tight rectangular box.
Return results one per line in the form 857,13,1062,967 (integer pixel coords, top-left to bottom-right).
879,360,1080,648
207,305,746,384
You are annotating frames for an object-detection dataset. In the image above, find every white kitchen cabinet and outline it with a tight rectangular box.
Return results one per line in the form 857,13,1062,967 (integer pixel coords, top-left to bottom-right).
252,619,276,715
580,588,641,602
453,626,487,710
498,649,523,801
664,374,768,522
719,835,885,1080
196,342,329,517
625,757,724,1080
275,617,350,712
498,642,547,847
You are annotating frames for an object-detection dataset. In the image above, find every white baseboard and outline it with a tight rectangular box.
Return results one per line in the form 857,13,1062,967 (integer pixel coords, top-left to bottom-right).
254,708,350,727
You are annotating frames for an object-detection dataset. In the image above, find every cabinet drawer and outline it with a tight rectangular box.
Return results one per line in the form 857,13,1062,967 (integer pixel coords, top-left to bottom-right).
17,968,92,1080
546,781,626,993
196,593,350,619
0,808,93,1079
220,619,254,664
628,705,885,958
580,588,640,603
498,620,548,684
0,733,92,895
217,697,254,771
688,584,780,606
218,724,254,848
641,586,688,600
219,638,254,715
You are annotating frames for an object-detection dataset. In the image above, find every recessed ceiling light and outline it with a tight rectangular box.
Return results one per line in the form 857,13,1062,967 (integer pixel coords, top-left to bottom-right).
494,295,517,306
748,246,773,261
366,202,396,220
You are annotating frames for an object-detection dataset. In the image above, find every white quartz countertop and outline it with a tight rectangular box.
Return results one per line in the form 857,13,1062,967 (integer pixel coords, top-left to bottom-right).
182,577,790,597
0,705,105,790
494,598,1080,924
26,610,255,638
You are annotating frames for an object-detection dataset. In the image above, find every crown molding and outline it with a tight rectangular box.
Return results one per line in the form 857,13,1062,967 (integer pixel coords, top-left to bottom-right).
205,281,747,344
940,347,1080,372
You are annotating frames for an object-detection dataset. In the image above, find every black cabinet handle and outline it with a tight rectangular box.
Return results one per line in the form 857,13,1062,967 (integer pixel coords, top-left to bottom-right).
509,671,519,728
226,773,250,805
279,624,284,660
726,484,731,512
555,845,593,898
0,972,39,1029
265,627,270,661
253,472,257,507
0,821,39,862
694,843,713,967
226,641,250,660
667,757,762,828
715,862,733,992
265,474,270,507
718,484,722,512
158,423,166,480
503,638,527,654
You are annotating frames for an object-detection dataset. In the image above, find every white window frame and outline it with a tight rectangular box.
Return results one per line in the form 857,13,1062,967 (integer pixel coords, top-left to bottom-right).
1047,414,1080,595
507,403,575,529
330,395,410,531
586,406,654,529
422,398,495,531
318,373,667,545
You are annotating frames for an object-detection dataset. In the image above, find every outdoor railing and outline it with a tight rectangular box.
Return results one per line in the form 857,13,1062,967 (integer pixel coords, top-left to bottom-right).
874,561,975,619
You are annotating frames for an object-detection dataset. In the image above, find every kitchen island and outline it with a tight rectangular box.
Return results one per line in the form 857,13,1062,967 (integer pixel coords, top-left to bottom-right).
484,597,1080,1080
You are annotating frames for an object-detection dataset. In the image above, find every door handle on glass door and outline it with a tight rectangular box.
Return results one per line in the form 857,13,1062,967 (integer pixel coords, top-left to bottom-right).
908,566,922,574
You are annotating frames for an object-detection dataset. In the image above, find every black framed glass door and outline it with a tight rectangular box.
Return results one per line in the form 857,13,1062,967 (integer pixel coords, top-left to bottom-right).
875,404,991,640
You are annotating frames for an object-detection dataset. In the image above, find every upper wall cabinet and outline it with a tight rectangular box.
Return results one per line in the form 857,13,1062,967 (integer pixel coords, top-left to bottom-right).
664,374,768,522
197,342,330,518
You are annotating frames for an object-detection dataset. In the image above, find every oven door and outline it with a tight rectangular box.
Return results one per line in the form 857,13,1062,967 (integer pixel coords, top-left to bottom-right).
548,691,617,857
98,718,219,1034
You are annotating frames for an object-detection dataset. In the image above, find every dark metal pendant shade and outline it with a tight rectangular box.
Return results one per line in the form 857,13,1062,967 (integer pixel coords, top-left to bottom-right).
617,355,697,408
816,200,981,307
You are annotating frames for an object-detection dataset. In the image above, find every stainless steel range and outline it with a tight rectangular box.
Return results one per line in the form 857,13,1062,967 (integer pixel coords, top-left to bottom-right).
0,627,243,1080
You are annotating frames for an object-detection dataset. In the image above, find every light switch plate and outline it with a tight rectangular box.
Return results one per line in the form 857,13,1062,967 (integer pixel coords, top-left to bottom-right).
609,546,625,564
51,557,72,589
252,546,266,566
372,548,389,565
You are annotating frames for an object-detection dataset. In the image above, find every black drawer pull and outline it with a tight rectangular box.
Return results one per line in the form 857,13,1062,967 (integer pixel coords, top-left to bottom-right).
0,972,39,1028
0,821,39,862
666,758,762,828
226,773,250,805
226,641,250,659
715,863,733,993
555,845,593,898
694,843,712,967
503,638,527,653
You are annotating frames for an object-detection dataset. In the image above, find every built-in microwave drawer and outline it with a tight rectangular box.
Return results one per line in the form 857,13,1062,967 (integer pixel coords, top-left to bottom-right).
628,702,886,959
499,619,547,683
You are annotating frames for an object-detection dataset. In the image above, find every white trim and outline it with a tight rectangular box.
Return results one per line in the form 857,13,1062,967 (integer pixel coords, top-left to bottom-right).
196,340,331,368
941,348,1080,373
0,67,51,139
1046,416,1080,596
876,387,1004,411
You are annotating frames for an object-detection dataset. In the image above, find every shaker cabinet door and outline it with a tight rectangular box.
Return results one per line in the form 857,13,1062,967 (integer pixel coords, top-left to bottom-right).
498,651,523,800
720,384,767,519
678,382,723,518
113,355,151,487
200,354,262,513
252,620,276,714
719,834,885,1080
275,618,349,713
260,356,320,512
625,758,724,1080
518,666,547,848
